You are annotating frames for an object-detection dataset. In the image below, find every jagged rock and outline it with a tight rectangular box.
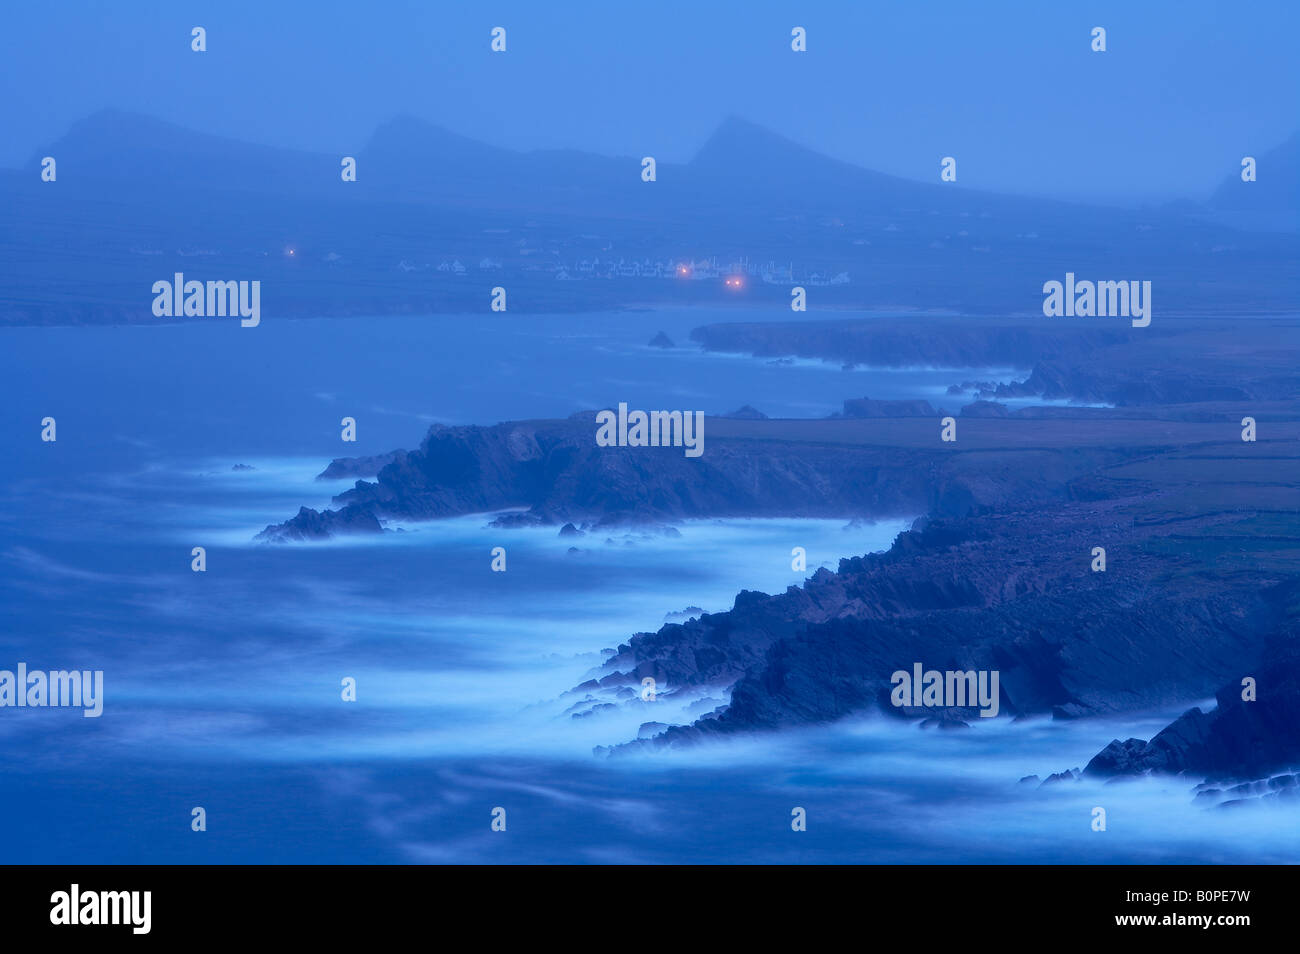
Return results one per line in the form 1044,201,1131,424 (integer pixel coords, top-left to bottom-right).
638,721,671,739
1040,769,1080,786
665,606,705,622
571,703,617,719
1087,738,1156,775
1195,774,1300,807
257,408,1244,542
256,505,382,541
490,511,548,529
585,507,1298,753
647,331,675,348
1083,628,1300,782
317,451,404,480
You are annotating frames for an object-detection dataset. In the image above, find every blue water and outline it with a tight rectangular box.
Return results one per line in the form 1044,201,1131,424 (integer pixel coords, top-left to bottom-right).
0,309,1292,863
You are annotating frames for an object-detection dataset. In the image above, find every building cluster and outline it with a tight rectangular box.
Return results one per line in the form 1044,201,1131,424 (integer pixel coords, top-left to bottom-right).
413,256,850,285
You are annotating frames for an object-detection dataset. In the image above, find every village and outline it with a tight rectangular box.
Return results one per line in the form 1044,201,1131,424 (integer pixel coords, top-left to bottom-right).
410,255,851,286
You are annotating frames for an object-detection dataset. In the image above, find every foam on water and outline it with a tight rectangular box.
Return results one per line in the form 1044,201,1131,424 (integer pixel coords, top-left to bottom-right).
0,313,1284,863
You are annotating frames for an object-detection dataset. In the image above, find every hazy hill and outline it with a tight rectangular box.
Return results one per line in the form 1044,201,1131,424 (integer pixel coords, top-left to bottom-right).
1198,131,1299,232
2,111,1296,324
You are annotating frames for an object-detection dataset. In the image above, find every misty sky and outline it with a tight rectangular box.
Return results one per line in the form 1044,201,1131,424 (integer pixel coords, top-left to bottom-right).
1,0,1295,203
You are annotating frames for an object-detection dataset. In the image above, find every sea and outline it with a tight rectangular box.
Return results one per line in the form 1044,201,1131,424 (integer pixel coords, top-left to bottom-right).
0,308,1291,863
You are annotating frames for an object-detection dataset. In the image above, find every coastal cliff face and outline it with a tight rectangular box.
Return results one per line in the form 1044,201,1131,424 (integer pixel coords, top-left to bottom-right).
584,505,1296,753
257,414,1171,541
1084,623,1300,783
257,406,1300,783
256,316,1300,785
690,317,1300,407
316,451,403,480
690,318,1141,370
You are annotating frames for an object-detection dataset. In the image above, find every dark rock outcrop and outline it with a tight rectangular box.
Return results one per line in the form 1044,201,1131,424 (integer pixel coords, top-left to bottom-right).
317,451,405,480
251,374,1300,772
257,505,384,541
586,499,1299,752
835,397,939,418
722,405,768,420
257,412,1195,541
1084,626,1300,782
693,317,1300,407
256,418,965,539
1193,774,1299,807
961,401,1010,418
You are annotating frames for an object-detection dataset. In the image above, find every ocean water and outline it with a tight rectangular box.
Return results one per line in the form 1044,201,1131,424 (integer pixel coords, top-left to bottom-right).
0,308,1040,470
0,310,1291,864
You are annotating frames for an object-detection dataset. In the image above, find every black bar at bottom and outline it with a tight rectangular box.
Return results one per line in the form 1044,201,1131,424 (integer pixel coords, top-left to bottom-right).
5,864,1285,940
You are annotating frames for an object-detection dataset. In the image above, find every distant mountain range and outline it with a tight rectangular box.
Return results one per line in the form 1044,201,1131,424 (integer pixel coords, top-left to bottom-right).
1201,130,1294,218
1,111,1295,324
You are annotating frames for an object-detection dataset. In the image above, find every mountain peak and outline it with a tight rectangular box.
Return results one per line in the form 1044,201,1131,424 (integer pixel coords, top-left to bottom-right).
692,115,813,166
57,109,191,146
687,115,918,204
364,114,514,162
1208,129,1298,213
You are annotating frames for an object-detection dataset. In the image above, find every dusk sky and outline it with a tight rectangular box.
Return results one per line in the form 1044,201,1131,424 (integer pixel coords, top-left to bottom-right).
1,0,1296,203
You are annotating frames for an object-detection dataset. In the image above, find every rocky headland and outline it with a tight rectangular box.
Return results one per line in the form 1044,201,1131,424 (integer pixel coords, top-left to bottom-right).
258,315,1300,787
